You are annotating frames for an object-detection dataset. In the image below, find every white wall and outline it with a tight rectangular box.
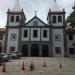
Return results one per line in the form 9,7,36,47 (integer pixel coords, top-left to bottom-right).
26,18,46,26
41,28,49,41
6,29,19,53
52,29,64,56
21,17,49,41
9,15,21,26
22,28,29,41
51,15,63,26
21,28,50,41
31,28,40,41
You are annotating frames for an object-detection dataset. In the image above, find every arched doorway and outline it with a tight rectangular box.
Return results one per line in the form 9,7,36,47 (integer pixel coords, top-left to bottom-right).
31,44,39,57
0,47,2,53
22,45,28,56
42,45,48,57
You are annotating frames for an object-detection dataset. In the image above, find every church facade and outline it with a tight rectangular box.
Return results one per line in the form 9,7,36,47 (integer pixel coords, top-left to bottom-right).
3,1,67,57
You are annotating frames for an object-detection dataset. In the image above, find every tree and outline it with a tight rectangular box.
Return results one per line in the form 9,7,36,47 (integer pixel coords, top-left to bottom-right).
66,1,75,24
66,11,75,23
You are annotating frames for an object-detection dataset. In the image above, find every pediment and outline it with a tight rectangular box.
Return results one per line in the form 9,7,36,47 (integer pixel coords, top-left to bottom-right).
25,16,48,26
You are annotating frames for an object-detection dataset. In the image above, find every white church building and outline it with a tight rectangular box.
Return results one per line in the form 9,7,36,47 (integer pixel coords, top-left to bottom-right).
2,0,67,57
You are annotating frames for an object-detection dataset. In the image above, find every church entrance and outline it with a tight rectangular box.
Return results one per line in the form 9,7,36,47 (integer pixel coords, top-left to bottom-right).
31,44,39,57
42,45,48,57
22,45,28,56
0,47,2,53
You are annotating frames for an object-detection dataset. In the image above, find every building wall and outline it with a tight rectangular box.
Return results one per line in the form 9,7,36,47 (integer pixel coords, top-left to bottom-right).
22,28,30,41
21,28,49,41
8,15,21,26
21,41,51,56
52,29,64,56
26,18,46,26
0,34,5,53
67,34,75,57
41,28,49,41
31,28,40,41
6,29,19,53
51,15,63,26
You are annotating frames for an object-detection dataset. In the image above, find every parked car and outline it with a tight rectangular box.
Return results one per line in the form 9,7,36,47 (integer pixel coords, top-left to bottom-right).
0,53,9,62
14,52,22,57
7,53,21,59
7,53,13,59
0,55,3,63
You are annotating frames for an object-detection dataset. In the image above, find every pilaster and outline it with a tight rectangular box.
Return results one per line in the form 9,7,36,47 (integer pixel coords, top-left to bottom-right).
28,45,31,57
39,45,42,57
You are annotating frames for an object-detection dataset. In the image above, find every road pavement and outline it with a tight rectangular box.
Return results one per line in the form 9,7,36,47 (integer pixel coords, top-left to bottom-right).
0,57,75,75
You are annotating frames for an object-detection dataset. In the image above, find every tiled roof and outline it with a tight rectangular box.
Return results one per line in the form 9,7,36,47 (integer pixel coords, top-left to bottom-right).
0,28,6,32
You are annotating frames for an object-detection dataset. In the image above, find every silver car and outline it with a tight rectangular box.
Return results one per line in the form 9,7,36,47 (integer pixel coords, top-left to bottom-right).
0,53,9,61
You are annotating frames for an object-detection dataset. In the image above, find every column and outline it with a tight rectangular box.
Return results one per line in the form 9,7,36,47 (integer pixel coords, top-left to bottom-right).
39,45,42,57
28,45,31,57
48,43,54,57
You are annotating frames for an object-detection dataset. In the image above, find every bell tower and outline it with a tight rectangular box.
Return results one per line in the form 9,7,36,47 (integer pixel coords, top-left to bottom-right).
47,0,66,57
4,0,26,53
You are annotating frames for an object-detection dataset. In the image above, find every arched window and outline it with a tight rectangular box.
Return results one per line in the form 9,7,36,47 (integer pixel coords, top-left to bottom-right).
58,16,62,22
53,16,56,23
16,16,19,22
10,16,14,22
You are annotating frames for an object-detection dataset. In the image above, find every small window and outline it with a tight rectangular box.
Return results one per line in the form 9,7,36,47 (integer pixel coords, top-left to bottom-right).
43,30,47,38
23,30,28,38
69,34,73,40
16,16,19,22
10,16,14,22
0,43,2,45
55,47,61,54
33,21,38,26
69,48,75,55
53,16,56,23
0,43,2,47
33,30,38,38
11,34,16,41
55,34,60,41
0,34,3,40
58,16,62,22
10,47,15,53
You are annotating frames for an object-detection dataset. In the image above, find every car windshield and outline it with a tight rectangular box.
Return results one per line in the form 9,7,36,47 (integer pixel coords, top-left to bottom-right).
7,54,12,55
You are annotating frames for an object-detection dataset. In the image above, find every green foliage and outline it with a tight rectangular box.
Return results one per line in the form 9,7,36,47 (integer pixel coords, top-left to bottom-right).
66,11,75,23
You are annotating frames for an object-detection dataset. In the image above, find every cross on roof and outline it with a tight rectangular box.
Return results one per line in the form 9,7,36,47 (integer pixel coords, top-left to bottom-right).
34,11,38,16
17,0,19,3
54,0,56,2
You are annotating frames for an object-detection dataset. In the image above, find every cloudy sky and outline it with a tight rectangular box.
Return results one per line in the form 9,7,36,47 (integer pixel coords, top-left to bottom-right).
0,0,74,27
